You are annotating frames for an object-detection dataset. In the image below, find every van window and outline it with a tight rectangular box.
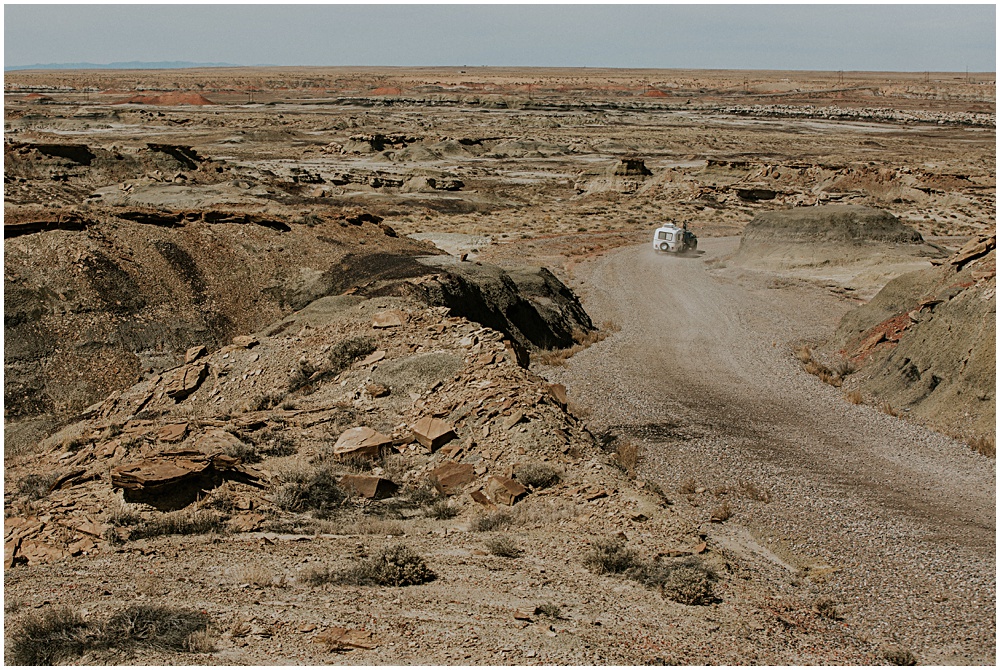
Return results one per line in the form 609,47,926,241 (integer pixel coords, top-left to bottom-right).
657,231,667,240
664,232,673,241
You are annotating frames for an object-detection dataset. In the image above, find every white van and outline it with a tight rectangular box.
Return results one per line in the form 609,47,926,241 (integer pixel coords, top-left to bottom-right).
652,223,698,253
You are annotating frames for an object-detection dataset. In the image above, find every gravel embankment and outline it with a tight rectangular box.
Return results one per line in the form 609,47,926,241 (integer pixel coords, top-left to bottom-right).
544,238,996,665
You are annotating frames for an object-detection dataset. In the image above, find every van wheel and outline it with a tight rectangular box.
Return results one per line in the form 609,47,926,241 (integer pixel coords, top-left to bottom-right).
659,242,669,252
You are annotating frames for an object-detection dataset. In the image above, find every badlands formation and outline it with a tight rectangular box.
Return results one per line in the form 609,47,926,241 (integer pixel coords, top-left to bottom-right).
3,67,995,665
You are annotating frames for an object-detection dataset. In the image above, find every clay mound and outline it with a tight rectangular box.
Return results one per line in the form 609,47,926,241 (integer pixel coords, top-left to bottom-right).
825,235,996,440
371,86,403,96
740,205,924,245
114,92,216,106
642,89,668,97
730,205,944,298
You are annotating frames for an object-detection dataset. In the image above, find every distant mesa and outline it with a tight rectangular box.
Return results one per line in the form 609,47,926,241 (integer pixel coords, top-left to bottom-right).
114,92,217,106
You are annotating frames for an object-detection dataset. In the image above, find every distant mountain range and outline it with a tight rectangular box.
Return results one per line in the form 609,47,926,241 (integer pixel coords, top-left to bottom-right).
5,61,242,71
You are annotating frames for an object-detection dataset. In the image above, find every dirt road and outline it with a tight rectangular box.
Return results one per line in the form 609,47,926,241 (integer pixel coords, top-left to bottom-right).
548,237,996,664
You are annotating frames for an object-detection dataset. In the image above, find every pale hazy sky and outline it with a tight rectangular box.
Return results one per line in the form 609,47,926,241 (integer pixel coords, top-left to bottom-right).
4,3,996,72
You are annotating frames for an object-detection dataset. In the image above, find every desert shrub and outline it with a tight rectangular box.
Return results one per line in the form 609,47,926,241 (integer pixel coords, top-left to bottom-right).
106,500,145,528
17,473,56,501
515,463,560,489
272,465,346,519
678,478,698,495
427,500,459,520
247,392,284,412
485,536,523,558
535,602,561,618
101,605,211,651
710,502,733,522
968,435,996,457
256,427,298,458
882,646,917,666
659,565,715,606
6,606,92,665
613,442,640,478
222,439,261,464
845,389,864,405
877,400,900,418
350,518,406,536
328,336,376,373
471,510,517,532
236,565,276,588
129,509,227,540
6,604,212,665
583,538,638,575
738,480,771,503
286,360,319,394
813,597,841,620
339,544,436,587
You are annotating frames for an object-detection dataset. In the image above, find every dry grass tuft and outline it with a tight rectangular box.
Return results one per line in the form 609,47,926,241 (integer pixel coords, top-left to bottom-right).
128,509,228,540
796,345,853,387
537,323,617,366
968,435,996,457
709,501,733,522
485,535,523,558
845,389,864,405
311,544,437,587
613,441,641,478
6,604,213,665
515,462,561,489
677,478,698,495
882,646,918,666
6,606,91,665
471,510,518,532
877,400,900,418
583,538,639,575
738,480,772,503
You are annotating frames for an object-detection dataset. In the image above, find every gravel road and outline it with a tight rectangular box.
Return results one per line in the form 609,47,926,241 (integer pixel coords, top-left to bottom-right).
547,237,996,664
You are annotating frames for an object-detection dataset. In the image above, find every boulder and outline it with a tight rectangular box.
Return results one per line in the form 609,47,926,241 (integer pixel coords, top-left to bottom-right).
429,462,476,496
164,362,207,401
372,309,407,328
185,345,207,363
231,335,259,349
412,416,457,450
111,450,259,510
486,476,528,506
339,474,399,500
547,383,568,409
333,426,392,458
157,422,189,443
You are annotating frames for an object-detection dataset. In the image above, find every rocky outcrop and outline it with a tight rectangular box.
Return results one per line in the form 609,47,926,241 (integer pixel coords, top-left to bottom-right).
827,235,996,438
730,205,947,299
738,205,924,245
